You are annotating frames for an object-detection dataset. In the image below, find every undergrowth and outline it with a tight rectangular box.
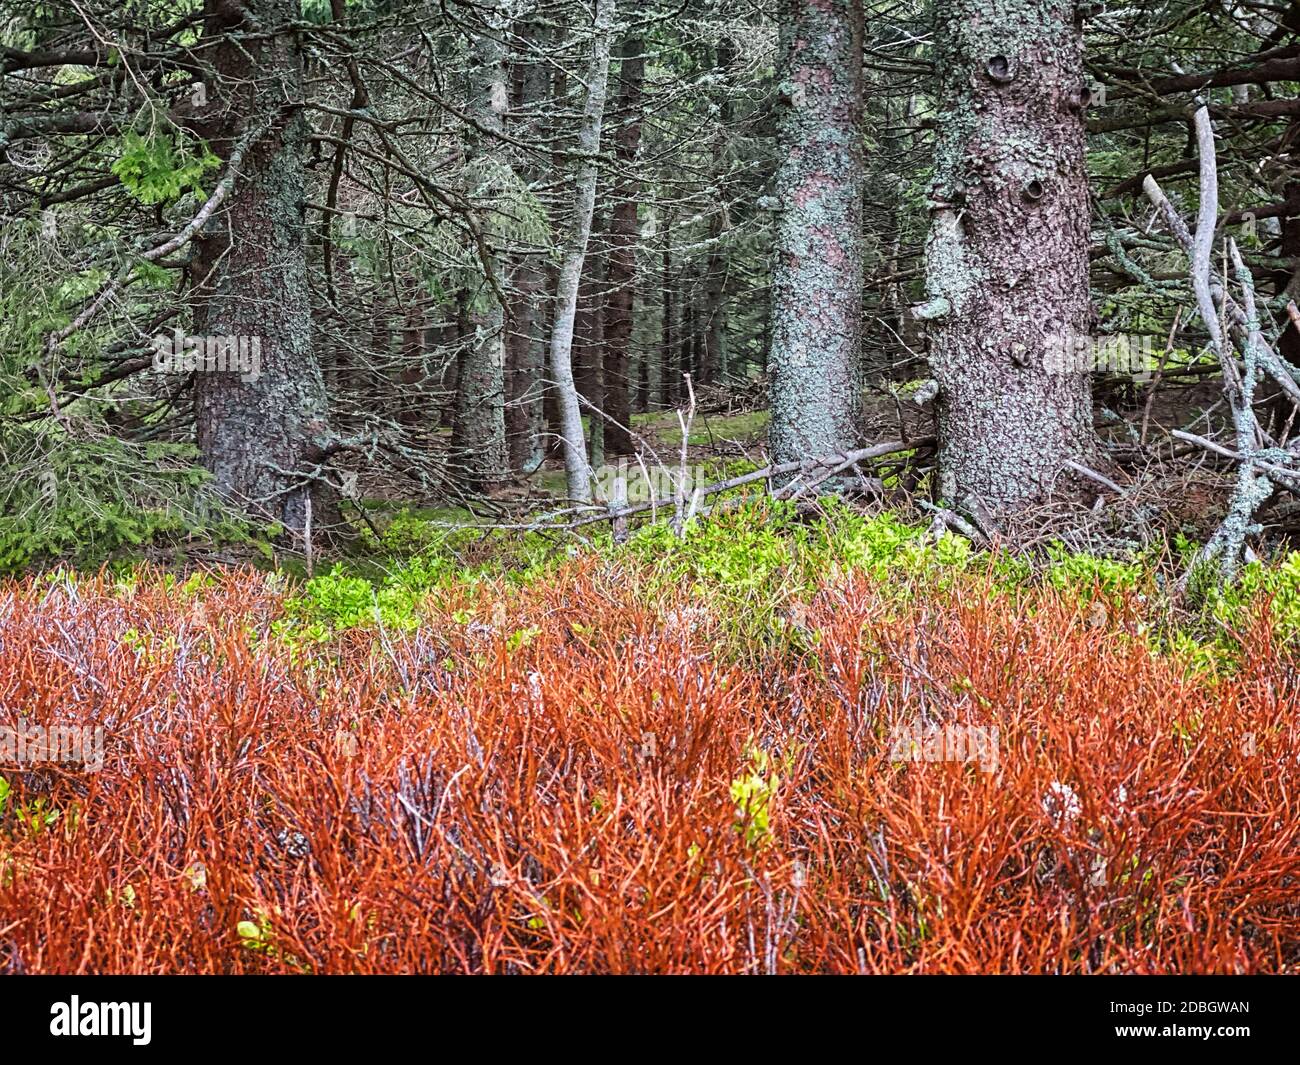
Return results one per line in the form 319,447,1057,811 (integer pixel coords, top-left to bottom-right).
278,499,1300,667
3,503,1300,973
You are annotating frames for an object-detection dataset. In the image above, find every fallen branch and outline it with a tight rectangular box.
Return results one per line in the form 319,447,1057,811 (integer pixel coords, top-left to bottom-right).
1172,429,1300,490
557,437,933,532
1062,458,1126,496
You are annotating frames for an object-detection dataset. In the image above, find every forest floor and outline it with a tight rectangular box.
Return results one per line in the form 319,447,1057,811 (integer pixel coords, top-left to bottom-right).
349,367,1243,554
2,500,1300,973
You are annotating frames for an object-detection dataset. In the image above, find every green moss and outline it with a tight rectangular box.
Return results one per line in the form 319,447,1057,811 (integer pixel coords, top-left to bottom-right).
660,410,770,446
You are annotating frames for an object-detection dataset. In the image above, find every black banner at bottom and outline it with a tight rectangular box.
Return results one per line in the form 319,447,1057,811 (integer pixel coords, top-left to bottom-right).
0,974,1286,1054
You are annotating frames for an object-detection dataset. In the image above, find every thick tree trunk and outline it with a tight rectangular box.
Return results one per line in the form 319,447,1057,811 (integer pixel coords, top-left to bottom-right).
191,0,336,538
451,6,509,492
923,0,1098,510
602,35,645,457
547,0,616,503
768,0,865,465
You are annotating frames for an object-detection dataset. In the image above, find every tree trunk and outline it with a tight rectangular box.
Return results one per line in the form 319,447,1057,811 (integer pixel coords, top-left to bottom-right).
191,0,336,539
922,0,1098,510
575,237,607,468
451,5,509,493
680,266,697,387
505,17,551,475
768,0,865,465
547,0,616,503
399,279,428,428
700,38,735,387
602,35,645,456
660,211,678,408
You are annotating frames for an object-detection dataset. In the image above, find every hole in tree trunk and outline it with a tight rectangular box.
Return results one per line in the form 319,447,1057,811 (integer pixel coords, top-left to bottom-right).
1023,179,1045,203
985,55,1016,83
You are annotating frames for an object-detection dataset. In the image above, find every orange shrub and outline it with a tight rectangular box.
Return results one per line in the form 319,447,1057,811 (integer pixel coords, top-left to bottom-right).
0,563,1296,973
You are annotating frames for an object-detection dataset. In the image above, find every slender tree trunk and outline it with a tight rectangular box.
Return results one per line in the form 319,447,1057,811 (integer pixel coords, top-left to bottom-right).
399,279,428,428
701,223,729,386
191,0,336,538
922,0,1098,510
548,0,616,503
680,266,697,385
451,5,509,492
371,291,391,407
768,0,865,465
602,35,645,456
660,210,678,408
575,237,607,468
700,38,735,387
506,17,550,474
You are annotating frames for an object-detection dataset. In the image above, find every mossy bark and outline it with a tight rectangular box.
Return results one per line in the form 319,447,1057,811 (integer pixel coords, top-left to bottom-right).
505,18,552,475
602,36,645,457
768,0,865,465
924,0,1098,510
191,0,336,538
451,5,509,492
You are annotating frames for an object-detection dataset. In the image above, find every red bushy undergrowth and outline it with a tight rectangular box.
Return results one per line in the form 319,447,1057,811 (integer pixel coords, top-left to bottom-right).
0,562,1297,973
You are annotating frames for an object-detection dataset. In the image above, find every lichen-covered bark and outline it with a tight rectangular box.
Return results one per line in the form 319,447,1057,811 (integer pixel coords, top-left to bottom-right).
505,18,552,475
602,35,645,457
574,245,606,467
191,0,334,537
548,0,616,503
700,36,737,387
923,0,1098,510
660,222,678,408
451,4,509,492
769,0,865,465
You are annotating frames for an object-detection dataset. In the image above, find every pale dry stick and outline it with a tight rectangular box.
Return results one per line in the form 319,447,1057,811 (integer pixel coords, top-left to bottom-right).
916,499,985,542
1139,307,1183,447
1144,107,1286,577
633,450,658,526
672,373,696,537
611,468,628,544
1062,458,1126,496
1143,172,1300,408
1189,107,1230,373
303,492,314,579
1205,237,1277,574
1171,429,1300,490
773,446,879,501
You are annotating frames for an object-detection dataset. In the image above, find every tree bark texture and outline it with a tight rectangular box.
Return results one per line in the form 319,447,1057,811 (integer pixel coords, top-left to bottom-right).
923,0,1098,509
768,0,865,466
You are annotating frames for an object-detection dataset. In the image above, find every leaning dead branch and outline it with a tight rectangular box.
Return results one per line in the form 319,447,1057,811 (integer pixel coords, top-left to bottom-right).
1143,105,1298,577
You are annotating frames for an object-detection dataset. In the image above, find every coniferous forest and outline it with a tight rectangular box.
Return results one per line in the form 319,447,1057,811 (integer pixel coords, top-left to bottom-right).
2,0,1300,993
